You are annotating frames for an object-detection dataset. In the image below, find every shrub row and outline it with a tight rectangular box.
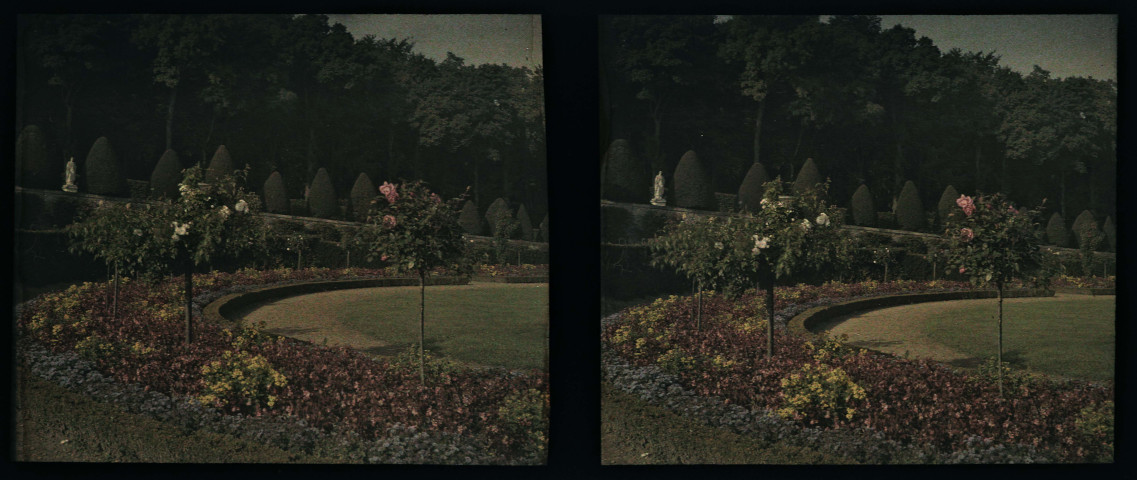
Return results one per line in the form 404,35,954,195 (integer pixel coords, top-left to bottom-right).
17,268,549,464
601,281,1114,463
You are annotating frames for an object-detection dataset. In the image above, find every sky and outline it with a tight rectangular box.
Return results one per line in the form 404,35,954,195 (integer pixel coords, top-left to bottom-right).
325,14,542,68
874,15,1117,81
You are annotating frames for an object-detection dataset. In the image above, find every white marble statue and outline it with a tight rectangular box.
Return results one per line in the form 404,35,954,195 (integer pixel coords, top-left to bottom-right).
651,171,666,206
62,157,78,193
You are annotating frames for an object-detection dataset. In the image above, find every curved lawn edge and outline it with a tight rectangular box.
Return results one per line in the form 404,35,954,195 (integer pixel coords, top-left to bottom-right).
1051,286,1115,296
472,275,549,283
204,276,470,328
788,288,1055,337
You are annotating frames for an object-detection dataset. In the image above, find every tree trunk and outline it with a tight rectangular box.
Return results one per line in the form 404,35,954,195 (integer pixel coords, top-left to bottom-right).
112,262,119,321
1060,171,1067,220
165,85,177,151
996,282,1004,397
184,254,193,345
765,277,775,358
974,139,983,193
753,100,766,166
419,270,426,385
696,284,703,333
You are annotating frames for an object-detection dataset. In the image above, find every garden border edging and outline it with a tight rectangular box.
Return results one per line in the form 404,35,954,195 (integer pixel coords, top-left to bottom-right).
204,276,470,327
788,288,1056,337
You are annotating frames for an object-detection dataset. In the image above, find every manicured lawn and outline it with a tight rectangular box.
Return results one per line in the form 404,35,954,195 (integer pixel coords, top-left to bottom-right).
920,295,1114,382
246,282,548,371
601,383,855,465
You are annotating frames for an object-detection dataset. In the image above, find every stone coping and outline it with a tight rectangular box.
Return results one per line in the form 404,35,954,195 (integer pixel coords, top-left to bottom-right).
1052,286,1115,296
787,288,1056,338
203,276,470,328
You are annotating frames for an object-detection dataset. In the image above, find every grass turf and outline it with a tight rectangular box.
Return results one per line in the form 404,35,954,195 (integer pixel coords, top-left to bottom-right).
13,368,328,463
293,282,548,371
601,383,856,464
920,295,1114,382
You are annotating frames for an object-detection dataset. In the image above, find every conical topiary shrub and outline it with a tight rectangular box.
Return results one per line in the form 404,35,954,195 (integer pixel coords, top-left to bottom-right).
308,168,338,219
84,137,125,196
602,139,648,203
737,162,771,212
459,200,484,236
792,158,823,196
895,180,924,231
850,184,875,227
517,204,534,241
262,171,289,214
149,149,183,199
485,197,513,237
205,145,234,184
673,150,714,210
1046,212,1068,247
1103,216,1116,252
936,185,961,228
17,125,53,189
1072,210,1100,250
540,214,549,242
349,172,377,221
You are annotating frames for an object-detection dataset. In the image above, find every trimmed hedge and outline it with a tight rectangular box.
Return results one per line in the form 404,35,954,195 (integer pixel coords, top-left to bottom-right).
792,158,822,196
895,180,924,231
17,125,54,189
602,139,648,203
673,150,714,210
349,172,377,221
850,184,875,227
936,185,960,228
539,214,549,243
459,200,484,236
485,198,512,237
1046,212,1068,247
517,204,534,241
737,163,771,213
1102,216,1116,252
205,145,234,184
307,168,338,219
1071,210,1100,249
262,171,289,214
84,137,125,196
150,149,183,199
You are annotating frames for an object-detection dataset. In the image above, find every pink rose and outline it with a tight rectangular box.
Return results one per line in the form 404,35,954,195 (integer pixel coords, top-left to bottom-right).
379,182,399,203
956,195,975,217
960,227,974,242
382,215,397,228
959,267,966,274
430,193,441,204
1008,205,1018,214
380,254,388,261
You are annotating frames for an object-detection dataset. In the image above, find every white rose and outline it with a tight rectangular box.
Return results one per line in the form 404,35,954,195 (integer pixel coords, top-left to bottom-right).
714,242,724,250
235,199,249,213
219,205,231,219
801,219,811,230
816,212,830,226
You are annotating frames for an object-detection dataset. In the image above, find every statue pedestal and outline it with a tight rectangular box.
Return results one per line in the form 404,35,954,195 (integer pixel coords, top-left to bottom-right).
650,197,666,206
62,184,78,193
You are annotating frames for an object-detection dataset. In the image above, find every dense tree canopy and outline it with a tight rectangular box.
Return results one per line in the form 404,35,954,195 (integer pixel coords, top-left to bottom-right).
600,15,1116,224
18,14,547,222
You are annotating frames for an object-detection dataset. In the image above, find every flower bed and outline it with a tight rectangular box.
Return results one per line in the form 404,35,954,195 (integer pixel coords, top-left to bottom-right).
17,267,549,464
601,280,1114,463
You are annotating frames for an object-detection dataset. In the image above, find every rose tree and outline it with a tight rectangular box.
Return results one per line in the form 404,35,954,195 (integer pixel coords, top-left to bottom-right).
738,179,846,358
362,180,472,385
649,215,738,331
67,201,173,320
163,165,267,344
943,192,1043,396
